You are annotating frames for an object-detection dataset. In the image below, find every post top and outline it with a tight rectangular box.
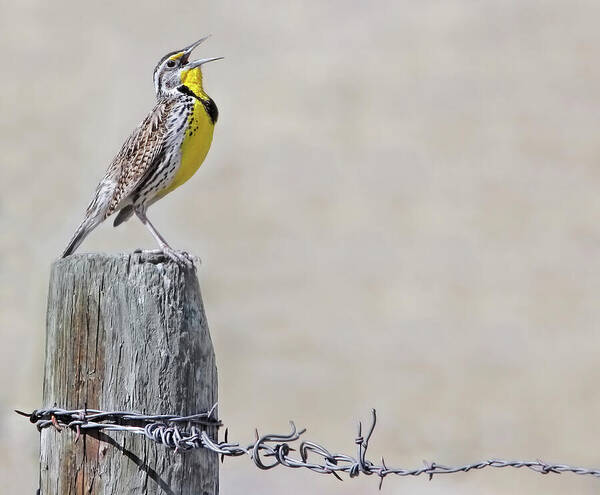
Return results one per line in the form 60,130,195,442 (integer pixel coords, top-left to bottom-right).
54,251,199,272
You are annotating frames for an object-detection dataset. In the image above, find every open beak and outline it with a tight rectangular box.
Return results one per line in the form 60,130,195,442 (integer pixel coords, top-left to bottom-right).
186,56,224,69
179,36,223,67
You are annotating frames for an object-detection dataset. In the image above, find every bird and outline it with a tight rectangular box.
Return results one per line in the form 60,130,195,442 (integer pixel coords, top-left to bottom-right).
61,37,222,265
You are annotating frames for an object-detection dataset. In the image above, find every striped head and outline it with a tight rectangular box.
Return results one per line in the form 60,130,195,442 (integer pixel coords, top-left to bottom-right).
153,36,223,98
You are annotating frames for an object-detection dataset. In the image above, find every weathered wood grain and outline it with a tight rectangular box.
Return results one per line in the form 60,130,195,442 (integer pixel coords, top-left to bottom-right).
39,252,218,495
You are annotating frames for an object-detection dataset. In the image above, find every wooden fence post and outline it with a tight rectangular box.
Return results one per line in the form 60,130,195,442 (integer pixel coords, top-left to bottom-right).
39,252,218,495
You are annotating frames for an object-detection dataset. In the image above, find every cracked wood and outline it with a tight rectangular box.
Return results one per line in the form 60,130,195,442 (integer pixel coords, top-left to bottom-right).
39,252,218,495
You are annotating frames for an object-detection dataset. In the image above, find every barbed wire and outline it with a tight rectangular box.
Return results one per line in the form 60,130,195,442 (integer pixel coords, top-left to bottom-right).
16,407,600,487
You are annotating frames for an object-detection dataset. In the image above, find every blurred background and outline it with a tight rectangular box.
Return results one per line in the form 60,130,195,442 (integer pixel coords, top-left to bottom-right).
2,0,600,493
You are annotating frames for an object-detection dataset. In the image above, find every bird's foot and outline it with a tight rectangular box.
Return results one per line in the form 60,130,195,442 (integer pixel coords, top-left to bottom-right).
133,248,200,268
164,248,199,268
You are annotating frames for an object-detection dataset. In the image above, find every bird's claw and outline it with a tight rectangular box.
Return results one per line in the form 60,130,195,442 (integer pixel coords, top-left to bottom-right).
162,247,199,268
134,248,200,268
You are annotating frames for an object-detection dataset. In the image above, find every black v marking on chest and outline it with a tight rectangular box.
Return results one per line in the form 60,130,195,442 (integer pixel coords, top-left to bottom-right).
177,85,219,124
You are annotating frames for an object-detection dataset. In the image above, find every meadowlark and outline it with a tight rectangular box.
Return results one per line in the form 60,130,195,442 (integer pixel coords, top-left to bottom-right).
61,37,222,265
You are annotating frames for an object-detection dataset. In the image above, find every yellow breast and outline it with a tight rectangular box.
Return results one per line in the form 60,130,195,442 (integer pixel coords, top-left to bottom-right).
158,100,215,198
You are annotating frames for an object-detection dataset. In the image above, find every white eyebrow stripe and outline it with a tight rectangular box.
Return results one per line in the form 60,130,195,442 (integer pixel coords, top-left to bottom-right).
152,49,185,97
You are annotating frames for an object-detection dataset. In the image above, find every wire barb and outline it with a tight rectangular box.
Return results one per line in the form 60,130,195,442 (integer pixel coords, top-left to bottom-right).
16,407,600,484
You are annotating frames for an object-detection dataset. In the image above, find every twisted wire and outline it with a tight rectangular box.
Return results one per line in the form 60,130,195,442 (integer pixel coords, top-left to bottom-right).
16,407,600,486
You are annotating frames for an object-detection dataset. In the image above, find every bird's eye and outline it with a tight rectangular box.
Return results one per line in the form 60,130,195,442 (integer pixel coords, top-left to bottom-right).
166,60,177,68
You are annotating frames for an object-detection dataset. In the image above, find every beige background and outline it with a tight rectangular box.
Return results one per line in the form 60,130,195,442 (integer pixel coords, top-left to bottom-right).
2,1,600,493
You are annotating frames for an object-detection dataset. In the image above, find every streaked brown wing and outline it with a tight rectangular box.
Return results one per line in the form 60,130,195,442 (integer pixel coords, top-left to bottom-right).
105,99,176,216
